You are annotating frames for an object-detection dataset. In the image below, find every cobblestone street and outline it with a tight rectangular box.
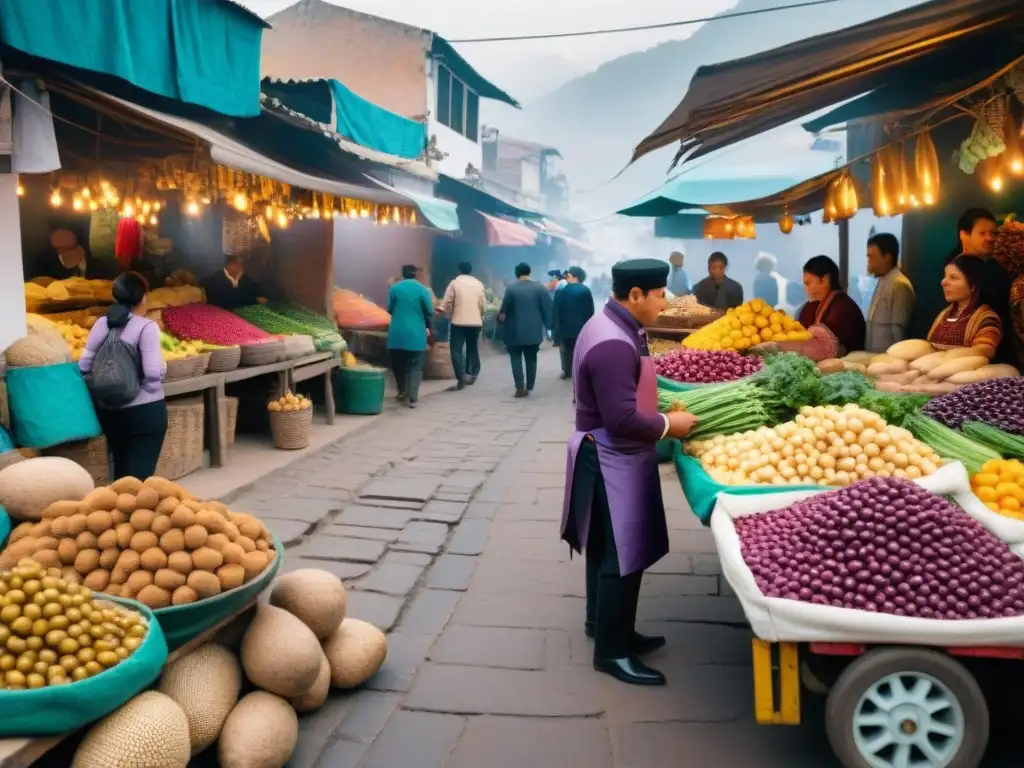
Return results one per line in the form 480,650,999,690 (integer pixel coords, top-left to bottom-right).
220,348,1013,768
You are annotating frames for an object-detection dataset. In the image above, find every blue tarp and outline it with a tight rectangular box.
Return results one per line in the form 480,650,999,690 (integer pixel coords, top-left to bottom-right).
617,176,803,218
329,79,426,160
0,0,266,117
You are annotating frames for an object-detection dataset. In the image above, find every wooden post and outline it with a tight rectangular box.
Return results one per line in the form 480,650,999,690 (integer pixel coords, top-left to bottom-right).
838,218,851,290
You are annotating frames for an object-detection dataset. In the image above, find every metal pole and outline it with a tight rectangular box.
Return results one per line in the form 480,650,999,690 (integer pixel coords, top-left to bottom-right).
838,218,850,290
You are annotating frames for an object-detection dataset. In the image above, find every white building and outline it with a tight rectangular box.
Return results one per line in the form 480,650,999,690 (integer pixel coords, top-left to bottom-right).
260,0,519,180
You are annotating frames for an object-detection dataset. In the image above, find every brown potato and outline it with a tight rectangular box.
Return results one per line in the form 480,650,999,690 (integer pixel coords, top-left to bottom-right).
110,477,144,495
57,539,79,566
83,570,109,591
167,551,193,575
125,569,153,594
241,550,269,581
74,549,100,576
35,536,59,552
140,548,168,572
81,487,118,513
129,509,155,532
169,506,196,529
0,537,38,570
235,518,263,541
217,564,245,591
135,585,171,609
221,522,240,542
221,542,245,566
98,548,120,571
109,510,127,526
183,525,208,550
42,518,65,539
109,567,127,586
256,539,270,553
182,500,204,513
192,547,223,571
30,520,53,538
115,522,135,549
205,501,230,516
65,515,88,537
61,566,81,584
186,570,221,599
114,494,137,514
134,488,160,510
159,529,185,553
195,509,224,534
85,511,113,536
31,549,60,569
97,529,119,551
130,531,158,553
206,533,230,552
150,515,173,538
115,549,141,574
153,569,186,591
42,501,82,520
171,586,198,605
155,497,180,516
76,532,98,551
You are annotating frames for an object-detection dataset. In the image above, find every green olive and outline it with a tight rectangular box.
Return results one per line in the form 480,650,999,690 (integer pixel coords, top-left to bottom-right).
58,638,80,656
22,580,40,597
38,649,57,665
9,617,32,637
6,637,26,655
59,655,79,673
0,605,21,624
95,652,119,669
25,636,42,652
71,666,87,682
21,603,41,621
65,608,82,623
5,670,25,687
42,603,62,619
41,588,60,603
14,656,33,674
48,616,69,631
84,660,102,676
77,648,95,664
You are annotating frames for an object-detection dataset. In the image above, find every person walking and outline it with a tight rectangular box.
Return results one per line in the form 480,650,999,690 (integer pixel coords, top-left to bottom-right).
497,262,552,398
552,266,595,379
560,258,698,686
387,265,434,408
441,261,486,389
79,272,168,480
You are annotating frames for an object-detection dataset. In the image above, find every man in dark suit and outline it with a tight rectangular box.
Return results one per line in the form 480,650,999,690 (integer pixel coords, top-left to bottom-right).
498,262,552,398
552,266,595,379
692,252,743,310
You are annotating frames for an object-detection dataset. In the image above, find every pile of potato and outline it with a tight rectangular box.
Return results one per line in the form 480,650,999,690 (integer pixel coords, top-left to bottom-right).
72,569,388,768
0,476,276,610
267,391,312,413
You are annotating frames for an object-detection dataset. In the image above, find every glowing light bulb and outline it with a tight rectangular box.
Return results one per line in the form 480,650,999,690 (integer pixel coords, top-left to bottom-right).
72,197,84,211
186,200,200,217
311,207,321,219
16,183,24,197
265,205,274,220
142,202,151,215
153,202,162,212
410,210,416,225
81,188,90,199
135,215,145,224
201,197,211,205
990,176,1004,193
277,213,289,228
49,191,62,207
233,193,248,211
149,215,158,226
1012,159,1024,175
348,209,358,219
88,200,99,212
393,208,400,223
123,203,135,218
360,208,369,219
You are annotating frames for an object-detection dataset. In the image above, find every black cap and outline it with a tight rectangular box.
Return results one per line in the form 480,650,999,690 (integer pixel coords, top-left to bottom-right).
612,258,670,296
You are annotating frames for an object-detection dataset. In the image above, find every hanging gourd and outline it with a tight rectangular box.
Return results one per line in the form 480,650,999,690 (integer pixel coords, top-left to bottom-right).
822,178,839,224
870,152,892,217
779,212,794,234
914,131,941,206
1002,110,1024,175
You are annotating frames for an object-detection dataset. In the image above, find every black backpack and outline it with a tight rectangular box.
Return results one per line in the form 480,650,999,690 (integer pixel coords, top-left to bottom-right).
88,327,142,409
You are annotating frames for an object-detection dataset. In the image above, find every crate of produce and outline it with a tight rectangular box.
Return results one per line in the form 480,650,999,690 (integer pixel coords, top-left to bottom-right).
155,400,204,480
44,435,110,485
333,365,386,415
206,345,242,372
268,393,313,450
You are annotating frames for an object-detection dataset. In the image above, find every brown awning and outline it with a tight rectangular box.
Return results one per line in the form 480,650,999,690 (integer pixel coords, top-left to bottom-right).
633,0,1024,166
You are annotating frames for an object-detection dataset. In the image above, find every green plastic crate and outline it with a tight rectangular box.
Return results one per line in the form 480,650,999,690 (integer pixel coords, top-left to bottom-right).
334,366,386,416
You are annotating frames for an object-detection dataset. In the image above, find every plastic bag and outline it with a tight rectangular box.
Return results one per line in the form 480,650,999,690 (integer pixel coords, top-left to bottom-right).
712,462,1024,645
332,289,390,330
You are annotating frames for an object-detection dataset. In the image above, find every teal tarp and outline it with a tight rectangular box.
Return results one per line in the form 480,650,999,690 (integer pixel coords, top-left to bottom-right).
618,176,802,218
0,0,265,117
406,191,460,232
330,79,426,160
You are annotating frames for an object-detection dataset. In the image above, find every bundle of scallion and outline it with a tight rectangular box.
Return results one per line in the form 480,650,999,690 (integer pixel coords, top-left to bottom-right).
904,412,1000,474
657,383,771,439
961,421,1024,459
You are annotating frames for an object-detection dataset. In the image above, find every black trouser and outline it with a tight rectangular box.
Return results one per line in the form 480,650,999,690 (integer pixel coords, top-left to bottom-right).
449,325,481,382
390,350,425,403
97,400,169,481
508,344,539,392
572,440,643,659
559,337,577,377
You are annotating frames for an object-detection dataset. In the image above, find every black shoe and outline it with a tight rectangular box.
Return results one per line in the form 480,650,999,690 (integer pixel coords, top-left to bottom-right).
397,393,407,402
593,656,666,686
514,389,527,398
450,380,465,391
408,401,417,409
585,622,666,655
466,375,476,385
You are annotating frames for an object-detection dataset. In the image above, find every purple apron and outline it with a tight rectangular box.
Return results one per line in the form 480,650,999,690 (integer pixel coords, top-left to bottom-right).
559,314,669,576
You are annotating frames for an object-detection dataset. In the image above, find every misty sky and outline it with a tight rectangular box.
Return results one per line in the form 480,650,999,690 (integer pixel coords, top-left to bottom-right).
237,0,738,74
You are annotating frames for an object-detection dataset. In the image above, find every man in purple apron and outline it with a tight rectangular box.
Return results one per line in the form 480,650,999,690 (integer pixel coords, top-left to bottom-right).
561,259,697,686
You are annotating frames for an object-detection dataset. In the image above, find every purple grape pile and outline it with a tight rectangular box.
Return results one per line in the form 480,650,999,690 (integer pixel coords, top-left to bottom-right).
737,477,1024,620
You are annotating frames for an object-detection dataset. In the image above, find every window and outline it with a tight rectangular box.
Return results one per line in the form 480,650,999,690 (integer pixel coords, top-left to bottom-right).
434,63,478,142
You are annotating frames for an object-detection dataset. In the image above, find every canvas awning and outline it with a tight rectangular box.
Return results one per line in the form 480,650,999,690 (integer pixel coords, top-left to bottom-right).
480,213,537,247
361,175,460,231
618,175,805,218
633,0,1024,166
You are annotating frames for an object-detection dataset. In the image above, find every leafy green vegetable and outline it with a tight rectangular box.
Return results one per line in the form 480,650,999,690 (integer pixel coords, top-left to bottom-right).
961,421,1024,459
857,390,930,427
904,412,1000,474
657,383,770,439
748,352,822,421
820,371,872,405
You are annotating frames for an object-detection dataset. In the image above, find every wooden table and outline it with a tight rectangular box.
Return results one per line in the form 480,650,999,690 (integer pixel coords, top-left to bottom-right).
160,352,340,468
646,326,695,341
0,598,258,768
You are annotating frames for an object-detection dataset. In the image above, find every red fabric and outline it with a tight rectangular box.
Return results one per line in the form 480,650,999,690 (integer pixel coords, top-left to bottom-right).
929,303,977,347
480,213,538,247
114,218,142,270
798,290,865,354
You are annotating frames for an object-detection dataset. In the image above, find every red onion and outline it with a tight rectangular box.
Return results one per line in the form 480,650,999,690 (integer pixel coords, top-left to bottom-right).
654,349,763,384
163,305,271,346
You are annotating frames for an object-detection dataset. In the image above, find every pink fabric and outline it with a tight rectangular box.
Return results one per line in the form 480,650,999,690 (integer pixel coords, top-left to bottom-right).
480,213,538,247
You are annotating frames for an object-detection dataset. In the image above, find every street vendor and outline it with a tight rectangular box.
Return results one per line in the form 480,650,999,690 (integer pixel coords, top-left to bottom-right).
560,258,697,687
692,252,743,310
927,255,1003,359
799,255,866,355
203,254,265,310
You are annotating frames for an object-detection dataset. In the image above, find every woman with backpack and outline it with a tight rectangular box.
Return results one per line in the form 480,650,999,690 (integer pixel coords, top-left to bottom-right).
79,272,167,480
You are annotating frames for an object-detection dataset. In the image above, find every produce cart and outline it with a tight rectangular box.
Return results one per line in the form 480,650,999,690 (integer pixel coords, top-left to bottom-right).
706,463,1024,768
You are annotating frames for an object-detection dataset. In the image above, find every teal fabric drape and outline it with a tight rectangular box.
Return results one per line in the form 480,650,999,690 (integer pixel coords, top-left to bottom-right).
329,79,426,160
0,0,264,117
405,191,460,232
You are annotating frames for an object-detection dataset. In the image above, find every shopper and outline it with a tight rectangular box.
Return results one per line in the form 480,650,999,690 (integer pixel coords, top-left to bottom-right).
441,262,486,389
79,272,167,480
692,252,744,310
552,266,595,379
387,265,434,408
497,263,552,398
560,258,697,686
667,251,690,297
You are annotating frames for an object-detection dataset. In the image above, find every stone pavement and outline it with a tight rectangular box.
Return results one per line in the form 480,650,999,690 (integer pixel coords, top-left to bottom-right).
226,348,1016,768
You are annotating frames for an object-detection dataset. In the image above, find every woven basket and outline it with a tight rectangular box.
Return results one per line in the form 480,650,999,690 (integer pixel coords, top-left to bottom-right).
218,396,239,455
164,356,200,382
190,352,212,378
44,436,110,485
269,407,312,450
155,400,204,480
240,341,285,367
207,346,241,373
283,335,316,359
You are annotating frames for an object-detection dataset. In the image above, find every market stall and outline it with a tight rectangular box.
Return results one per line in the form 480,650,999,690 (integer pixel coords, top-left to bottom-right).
0,468,389,766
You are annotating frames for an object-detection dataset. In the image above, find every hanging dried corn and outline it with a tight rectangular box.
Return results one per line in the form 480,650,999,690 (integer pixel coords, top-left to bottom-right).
914,131,941,206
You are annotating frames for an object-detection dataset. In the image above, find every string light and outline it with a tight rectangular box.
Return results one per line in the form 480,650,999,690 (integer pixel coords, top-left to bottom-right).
186,200,200,217
16,182,24,197
72,197,84,211
122,202,135,218
233,193,248,212
359,208,370,219
81,188,91,199
276,212,288,228
149,215,158,226
88,200,99,212
49,190,62,208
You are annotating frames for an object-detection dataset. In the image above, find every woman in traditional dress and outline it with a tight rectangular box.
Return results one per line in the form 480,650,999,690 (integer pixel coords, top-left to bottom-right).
798,255,866,356
927,255,1003,359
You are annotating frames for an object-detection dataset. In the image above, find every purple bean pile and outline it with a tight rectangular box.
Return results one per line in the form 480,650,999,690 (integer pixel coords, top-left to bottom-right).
736,477,1024,620
922,376,1024,434
653,349,764,384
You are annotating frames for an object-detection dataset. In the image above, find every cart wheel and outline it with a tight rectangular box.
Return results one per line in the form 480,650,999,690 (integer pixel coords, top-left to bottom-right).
825,648,988,768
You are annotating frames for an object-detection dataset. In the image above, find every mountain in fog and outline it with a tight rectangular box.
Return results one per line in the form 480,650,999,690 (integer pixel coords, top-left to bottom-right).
483,0,925,214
